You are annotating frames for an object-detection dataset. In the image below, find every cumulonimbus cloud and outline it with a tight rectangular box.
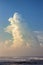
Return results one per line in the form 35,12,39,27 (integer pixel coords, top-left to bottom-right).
5,12,40,48
5,13,25,48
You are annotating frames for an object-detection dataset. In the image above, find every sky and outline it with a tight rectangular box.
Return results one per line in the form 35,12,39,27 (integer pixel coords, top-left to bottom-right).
0,0,43,57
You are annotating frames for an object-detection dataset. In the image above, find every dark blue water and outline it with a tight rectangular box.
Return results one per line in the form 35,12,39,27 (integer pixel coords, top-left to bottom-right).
0,63,43,65
0,62,43,65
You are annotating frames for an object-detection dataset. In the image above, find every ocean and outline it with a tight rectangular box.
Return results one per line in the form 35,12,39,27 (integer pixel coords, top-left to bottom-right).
0,56,43,65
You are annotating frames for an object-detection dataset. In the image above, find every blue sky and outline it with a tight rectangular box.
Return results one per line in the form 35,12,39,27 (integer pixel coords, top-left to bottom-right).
0,0,43,30
0,0,43,56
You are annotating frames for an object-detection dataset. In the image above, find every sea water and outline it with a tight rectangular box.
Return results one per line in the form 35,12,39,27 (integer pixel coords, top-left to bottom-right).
0,56,43,65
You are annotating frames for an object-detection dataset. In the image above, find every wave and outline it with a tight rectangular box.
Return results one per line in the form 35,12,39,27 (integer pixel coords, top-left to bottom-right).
0,56,43,61
0,56,43,65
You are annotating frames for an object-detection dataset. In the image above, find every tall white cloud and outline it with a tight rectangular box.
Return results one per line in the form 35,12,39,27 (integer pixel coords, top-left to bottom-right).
6,13,33,47
5,13,25,48
5,12,40,48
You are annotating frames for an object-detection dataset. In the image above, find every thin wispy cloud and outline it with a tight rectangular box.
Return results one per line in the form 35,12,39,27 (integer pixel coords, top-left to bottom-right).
34,31,43,47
